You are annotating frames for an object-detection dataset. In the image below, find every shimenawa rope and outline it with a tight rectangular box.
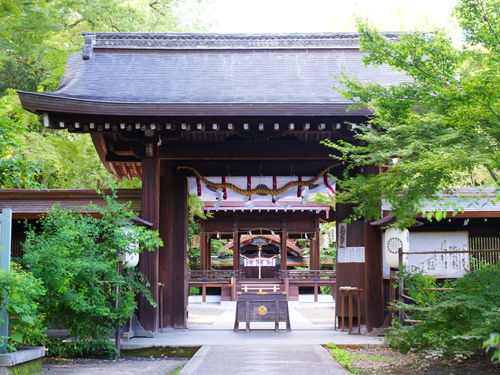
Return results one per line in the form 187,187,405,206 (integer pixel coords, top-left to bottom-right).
177,164,339,196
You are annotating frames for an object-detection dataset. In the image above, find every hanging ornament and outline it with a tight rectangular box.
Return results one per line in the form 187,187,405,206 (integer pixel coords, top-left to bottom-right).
384,228,409,268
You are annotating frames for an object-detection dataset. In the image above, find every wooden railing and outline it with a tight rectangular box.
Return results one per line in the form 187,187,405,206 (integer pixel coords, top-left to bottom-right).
277,270,336,302
280,270,336,281
188,269,243,282
188,270,243,302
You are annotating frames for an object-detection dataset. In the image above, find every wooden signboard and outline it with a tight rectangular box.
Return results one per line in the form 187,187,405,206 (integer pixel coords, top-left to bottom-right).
234,292,291,332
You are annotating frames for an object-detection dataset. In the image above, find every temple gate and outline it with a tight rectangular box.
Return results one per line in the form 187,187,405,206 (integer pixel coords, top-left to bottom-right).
19,32,407,333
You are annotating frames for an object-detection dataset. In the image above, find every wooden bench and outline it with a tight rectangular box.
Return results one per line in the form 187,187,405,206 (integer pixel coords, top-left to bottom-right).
234,292,291,332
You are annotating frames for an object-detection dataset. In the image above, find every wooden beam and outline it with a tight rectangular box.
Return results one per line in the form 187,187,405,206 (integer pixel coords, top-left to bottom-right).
159,161,189,329
281,230,288,272
335,204,366,329
138,155,160,332
174,160,342,177
200,232,207,271
310,232,321,270
206,236,212,271
364,165,384,332
158,141,333,160
232,230,240,271
364,220,384,331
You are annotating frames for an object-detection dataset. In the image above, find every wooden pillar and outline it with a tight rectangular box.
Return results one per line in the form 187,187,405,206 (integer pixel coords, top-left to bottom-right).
363,164,384,332
280,230,288,272
335,204,366,329
138,156,160,332
200,231,207,271
159,161,188,329
232,230,240,271
364,219,384,331
200,232,211,271
310,232,321,270
206,236,212,271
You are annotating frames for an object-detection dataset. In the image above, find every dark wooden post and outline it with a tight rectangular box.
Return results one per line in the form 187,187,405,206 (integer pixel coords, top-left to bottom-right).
364,220,384,331
159,161,189,329
139,155,160,332
280,230,288,272
363,164,384,332
232,230,240,271
206,235,212,271
310,232,321,270
200,231,207,271
335,204,366,330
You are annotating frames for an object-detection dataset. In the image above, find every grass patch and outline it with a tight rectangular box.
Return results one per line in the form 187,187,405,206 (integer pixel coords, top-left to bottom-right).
349,352,398,362
327,343,358,375
168,365,185,375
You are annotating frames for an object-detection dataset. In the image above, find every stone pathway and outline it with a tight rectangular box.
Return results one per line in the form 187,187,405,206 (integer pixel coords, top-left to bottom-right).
180,345,347,375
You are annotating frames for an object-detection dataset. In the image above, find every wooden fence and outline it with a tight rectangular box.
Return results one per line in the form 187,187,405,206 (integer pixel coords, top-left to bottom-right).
469,236,500,271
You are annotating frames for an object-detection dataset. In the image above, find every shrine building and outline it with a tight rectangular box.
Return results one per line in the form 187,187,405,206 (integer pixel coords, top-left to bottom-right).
17,32,411,333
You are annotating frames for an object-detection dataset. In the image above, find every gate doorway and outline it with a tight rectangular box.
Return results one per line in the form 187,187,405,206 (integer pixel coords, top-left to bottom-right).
188,201,336,304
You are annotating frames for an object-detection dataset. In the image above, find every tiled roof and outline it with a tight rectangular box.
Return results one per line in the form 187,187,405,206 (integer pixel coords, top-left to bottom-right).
87,32,400,50
19,32,410,116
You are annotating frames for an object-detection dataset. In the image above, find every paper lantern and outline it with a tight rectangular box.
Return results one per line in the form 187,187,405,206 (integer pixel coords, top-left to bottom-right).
384,228,409,268
119,227,140,268
321,233,330,249
121,251,140,268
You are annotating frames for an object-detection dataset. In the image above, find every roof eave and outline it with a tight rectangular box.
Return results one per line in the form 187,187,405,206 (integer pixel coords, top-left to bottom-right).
18,91,371,118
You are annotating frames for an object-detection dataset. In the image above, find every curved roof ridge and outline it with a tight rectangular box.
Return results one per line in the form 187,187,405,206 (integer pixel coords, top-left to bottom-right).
82,31,403,50
224,234,303,255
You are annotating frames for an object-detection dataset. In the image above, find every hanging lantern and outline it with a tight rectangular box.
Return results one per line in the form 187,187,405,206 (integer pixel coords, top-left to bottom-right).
329,228,336,243
384,228,409,268
119,227,140,268
320,233,330,249
121,251,140,268
191,234,201,249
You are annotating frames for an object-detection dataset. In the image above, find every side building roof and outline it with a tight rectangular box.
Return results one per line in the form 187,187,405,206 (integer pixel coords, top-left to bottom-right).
0,189,143,220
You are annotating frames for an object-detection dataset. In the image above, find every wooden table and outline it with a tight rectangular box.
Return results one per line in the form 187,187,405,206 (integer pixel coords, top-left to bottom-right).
340,287,363,334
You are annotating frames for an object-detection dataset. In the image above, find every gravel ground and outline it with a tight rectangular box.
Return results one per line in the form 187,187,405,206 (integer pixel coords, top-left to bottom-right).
294,306,335,324
342,346,500,375
187,309,225,325
42,357,188,375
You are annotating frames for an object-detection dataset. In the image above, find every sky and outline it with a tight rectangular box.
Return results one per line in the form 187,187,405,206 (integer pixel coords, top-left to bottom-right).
191,0,459,34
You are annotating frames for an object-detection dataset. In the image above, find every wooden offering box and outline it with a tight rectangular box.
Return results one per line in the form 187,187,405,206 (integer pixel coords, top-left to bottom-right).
234,292,291,332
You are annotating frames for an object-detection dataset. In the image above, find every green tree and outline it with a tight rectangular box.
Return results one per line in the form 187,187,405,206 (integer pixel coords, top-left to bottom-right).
327,0,500,226
0,0,210,94
0,0,211,189
0,94,44,188
21,193,163,357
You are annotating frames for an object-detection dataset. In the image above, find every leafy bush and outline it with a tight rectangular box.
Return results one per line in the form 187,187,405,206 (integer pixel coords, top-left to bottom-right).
0,262,46,351
386,264,500,358
189,287,200,295
484,333,500,362
21,193,162,357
